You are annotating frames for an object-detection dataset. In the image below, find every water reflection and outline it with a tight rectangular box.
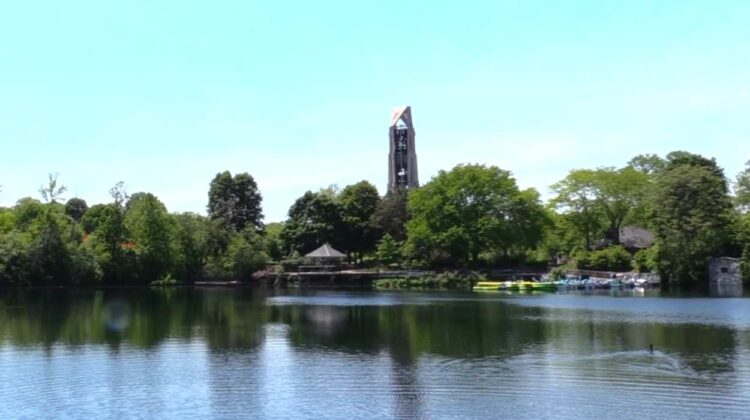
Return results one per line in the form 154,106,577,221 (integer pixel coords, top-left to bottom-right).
1,289,749,368
1,288,750,419
710,283,744,297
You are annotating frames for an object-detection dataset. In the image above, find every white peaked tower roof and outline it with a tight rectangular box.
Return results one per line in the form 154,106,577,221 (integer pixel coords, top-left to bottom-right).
305,243,346,258
390,106,412,127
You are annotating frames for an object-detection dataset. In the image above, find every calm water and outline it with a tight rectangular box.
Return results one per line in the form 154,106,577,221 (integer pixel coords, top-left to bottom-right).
1,288,750,419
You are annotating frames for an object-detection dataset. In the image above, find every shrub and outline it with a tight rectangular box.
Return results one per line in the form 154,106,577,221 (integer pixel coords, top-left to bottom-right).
150,273,178,286
373,271,484,290
632,247,657,273
549,266,566,280
575,246,632,271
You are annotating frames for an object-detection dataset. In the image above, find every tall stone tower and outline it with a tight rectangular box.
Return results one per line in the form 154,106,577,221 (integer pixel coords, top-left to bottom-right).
388,106,419,192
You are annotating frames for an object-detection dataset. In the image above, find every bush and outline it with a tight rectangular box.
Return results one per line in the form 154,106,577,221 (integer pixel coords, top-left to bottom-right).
575,246,632,271
373,271,485,290
0,232,32,286
632,247,657,273
549,266,567,280
150,273,178,286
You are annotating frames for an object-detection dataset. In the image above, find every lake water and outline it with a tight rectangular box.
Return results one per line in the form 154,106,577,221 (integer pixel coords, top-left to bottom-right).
1,288,749,419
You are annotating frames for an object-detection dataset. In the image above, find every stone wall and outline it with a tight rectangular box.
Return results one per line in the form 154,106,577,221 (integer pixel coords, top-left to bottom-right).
708,257,741,286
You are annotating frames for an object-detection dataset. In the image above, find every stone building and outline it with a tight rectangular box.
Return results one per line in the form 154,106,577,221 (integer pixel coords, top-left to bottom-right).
708,257,742,287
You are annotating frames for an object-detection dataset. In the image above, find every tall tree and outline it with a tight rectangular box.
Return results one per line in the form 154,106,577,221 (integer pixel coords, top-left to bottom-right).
550,169,604,250
734,160,750,213
26,210,73,285
170,212,210,282
125,192,174,282
14,198,46,230
88,182,137,284
224,229,268,281
405,164,546,266
38,173,67,203
208,171,264,234
371,189,410,242
649,164,733,285
339,181,381,262
264,222,285,262
551,167,649,246
281,191,344,255
665,150,725,179
64,198,88,223
628,154,666,176
81,204,110,234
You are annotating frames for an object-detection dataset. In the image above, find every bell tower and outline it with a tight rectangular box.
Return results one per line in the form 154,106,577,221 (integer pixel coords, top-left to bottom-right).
388,106,419,192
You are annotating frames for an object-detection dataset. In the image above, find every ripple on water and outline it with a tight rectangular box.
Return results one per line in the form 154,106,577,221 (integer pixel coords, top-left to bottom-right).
416,349,750,419
266,293,411,307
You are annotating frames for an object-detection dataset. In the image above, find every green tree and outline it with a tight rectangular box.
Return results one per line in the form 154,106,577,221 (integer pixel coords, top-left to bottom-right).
0,208,17,234
734,160,750,213
665,150,725,179
125,192,174,283
170,212,209,282
594,167,650,240
551,167,649,246
65,197,88,223
405,164,546,266
14,198,46,230
26,210,74,285
38,173,68,203
371,189,410,242
339,181,381,262
628,154,666,176
88,182,137,284
376,234,401,266
649,164,733,285
81,204,110,234
224,229,268,281
207,171,264,234
734,212,750,283
281,191,344,255
0,232,32,285
550,170,604,250
264,222,285,261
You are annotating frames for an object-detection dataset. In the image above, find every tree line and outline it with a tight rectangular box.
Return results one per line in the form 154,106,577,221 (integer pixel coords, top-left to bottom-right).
1,150,749,287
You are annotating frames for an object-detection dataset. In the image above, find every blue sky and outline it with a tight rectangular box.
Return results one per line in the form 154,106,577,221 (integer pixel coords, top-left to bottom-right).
1,1,749,221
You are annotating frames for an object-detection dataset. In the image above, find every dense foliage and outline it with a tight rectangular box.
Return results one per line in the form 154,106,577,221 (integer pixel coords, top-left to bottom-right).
0,174,271,286
547,151,749,286
280,181,381,262
550,167,649,248
403,164,547,266
2,150,750,288
208,171,264,233
574,246,632,272
648,163,733,285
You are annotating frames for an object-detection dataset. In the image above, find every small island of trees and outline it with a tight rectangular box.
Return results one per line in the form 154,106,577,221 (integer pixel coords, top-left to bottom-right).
1,150,749,289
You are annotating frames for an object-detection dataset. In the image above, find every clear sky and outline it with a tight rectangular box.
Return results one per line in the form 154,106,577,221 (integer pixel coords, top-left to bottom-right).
1,1,749,221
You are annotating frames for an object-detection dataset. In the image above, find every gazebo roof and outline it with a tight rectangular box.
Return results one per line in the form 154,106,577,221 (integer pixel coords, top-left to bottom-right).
305,243,345,258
